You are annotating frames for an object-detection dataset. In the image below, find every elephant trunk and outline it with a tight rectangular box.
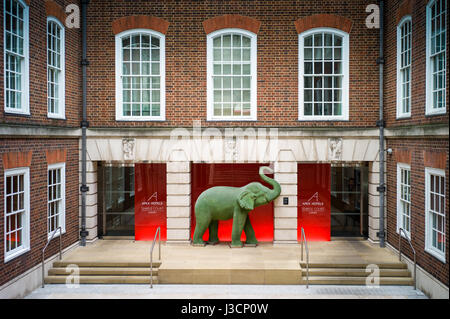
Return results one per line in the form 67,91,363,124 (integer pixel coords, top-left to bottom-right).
259,166,281,202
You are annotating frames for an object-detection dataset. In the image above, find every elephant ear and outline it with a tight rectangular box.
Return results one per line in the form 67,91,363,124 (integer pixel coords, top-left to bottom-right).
238,190,255,211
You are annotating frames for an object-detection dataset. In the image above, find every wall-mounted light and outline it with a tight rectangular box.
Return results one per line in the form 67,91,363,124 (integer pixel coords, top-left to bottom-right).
385,148,393,155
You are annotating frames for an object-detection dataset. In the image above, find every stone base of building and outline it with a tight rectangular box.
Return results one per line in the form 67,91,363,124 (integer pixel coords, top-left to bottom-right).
386,243,449,299
0,241,79,299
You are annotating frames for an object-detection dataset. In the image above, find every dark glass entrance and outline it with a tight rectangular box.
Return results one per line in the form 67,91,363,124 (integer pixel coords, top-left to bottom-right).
98,164,135,237
330,164,368,237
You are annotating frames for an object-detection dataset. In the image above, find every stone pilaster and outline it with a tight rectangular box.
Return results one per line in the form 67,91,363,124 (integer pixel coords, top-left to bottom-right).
273,150,298,244
166,150,191,244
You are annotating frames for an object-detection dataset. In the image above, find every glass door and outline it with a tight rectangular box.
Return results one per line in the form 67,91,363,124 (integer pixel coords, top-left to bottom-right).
98,164,135,236
330,164,368,237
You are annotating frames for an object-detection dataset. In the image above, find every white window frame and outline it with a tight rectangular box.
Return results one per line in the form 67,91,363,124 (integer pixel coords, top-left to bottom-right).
424,167,446,263
4,167,30,263
298,27,349,121
425,0,447,116
206,28,257,121
115,29,166,121
396,16,412,119
3,0,29,115
46,16,65,119
47,162,66,239
396,163,411,238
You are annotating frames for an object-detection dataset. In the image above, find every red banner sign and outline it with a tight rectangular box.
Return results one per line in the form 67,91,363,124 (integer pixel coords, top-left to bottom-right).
298,163,331,241
134,163,167,241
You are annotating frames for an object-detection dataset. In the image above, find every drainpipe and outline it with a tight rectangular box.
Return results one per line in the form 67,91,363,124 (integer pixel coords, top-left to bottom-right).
376,0,386,248
80,0,90,246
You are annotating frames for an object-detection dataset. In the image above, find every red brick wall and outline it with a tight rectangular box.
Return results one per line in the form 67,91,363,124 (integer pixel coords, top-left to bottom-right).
86,0,380,128
0,0,82,128
0,138,79,287
386,138,449,286
384,0,449,126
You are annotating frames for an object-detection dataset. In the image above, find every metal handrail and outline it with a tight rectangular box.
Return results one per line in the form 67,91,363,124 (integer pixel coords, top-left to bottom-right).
150,226,161,288
300,227,309,288
398,228,416,290
42,226,62,288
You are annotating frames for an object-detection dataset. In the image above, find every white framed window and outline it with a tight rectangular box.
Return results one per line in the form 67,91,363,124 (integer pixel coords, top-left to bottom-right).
426,0,446,115
47,163,65,238
396,16,412,118
3,0,29,115
207,28,257,121
115,29,165,121
47,17,65,119
397,163,411,237
4,167,30,262
299,28,349,121
425,167,446,262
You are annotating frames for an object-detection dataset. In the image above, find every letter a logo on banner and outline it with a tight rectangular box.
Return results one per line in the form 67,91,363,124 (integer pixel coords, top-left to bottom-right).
147,192,158,202
307,192,320,203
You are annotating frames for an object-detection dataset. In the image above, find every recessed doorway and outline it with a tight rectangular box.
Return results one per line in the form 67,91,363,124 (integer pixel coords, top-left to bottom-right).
330,164,368,237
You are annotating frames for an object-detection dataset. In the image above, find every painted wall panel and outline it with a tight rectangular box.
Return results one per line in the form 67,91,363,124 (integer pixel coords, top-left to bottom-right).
135,163,167,240
191,164,274,242
298,163,331,241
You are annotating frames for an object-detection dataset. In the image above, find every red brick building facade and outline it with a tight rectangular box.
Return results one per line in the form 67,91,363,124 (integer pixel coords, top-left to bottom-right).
383,0,449,293
0,0,448,298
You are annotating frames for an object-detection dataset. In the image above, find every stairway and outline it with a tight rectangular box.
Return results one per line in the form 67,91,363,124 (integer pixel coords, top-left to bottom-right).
300,262,414,285
45,261,161,284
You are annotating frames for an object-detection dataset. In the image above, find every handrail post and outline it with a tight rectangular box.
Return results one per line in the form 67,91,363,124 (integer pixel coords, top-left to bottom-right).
159,227,161,260
300,227,309,289
301,233,304,261
42,226,63,288
150,245,153,288
398,228,416,290
150,226,161,288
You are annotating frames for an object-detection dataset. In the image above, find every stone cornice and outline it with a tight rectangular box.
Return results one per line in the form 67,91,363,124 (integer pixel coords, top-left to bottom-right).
1,124,447,139
0,124,80,138
384,123,449,138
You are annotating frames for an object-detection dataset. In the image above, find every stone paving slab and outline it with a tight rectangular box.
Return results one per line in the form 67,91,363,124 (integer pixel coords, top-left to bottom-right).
60,240,402,267
25,284,428,299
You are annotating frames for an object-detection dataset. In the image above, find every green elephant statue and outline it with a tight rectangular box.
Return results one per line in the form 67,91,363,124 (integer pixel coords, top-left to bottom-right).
192,166,281,248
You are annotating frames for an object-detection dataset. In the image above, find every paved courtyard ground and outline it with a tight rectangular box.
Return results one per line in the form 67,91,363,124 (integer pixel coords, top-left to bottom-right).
25,284,427,299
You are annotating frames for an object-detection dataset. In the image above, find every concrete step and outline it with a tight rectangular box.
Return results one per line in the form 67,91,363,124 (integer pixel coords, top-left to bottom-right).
300,262,407,269
52,261,162,268
45,275,158,284
302,268,411,277
48,267,159,276
302,276,414,285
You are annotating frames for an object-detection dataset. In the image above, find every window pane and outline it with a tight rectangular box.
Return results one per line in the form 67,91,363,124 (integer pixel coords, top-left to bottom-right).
334,103,342,115
213,49,221,61
324,103,332,115
223,35,231,47
242,36,251,47
304,36,312,46
305,48,312,60
232,35,241,47
213,37,221,48
223,64,231,75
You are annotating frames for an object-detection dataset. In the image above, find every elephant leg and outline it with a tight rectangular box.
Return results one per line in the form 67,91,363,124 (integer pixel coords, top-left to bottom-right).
193,213,210,246
231,208,246,248
243,216,258,246
207,220,219,245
